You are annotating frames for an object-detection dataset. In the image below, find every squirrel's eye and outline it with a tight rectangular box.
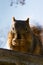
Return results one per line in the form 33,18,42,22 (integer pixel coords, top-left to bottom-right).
26,27,28,32
12,27,14,30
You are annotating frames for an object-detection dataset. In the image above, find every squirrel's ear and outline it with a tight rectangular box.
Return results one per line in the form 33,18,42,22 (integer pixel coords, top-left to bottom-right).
12,16,15,22
26,18,29,23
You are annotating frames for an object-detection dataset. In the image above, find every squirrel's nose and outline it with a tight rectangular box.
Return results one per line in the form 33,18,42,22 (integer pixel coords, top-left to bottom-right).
17,33,21,39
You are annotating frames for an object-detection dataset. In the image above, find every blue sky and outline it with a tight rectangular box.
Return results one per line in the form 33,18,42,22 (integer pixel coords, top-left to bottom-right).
0,0,43,27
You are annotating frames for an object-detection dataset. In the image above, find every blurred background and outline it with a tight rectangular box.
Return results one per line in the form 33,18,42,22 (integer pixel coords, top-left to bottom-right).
0,0,43,49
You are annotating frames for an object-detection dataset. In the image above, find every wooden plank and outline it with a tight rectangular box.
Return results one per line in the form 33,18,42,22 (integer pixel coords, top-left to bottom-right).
0,48,43,65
